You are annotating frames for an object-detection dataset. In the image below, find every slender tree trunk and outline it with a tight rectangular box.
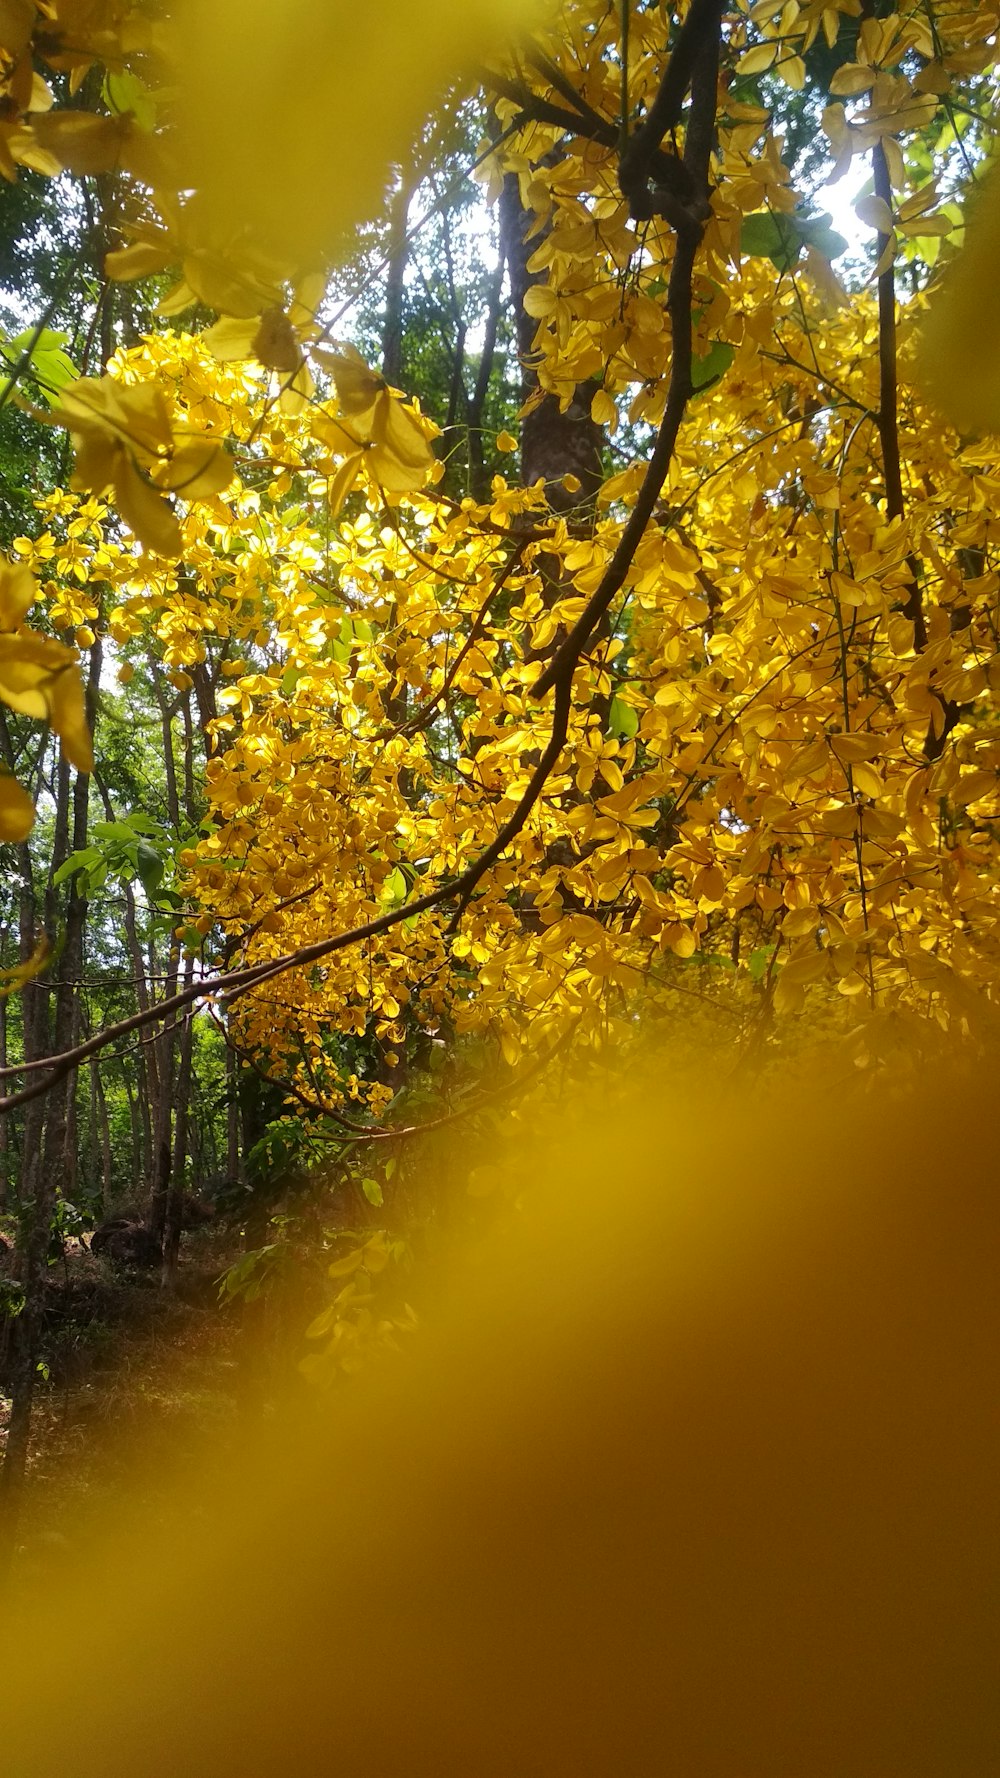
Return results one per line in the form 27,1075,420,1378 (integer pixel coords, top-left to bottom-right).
381,178,412,388
146,928,181,1243
0,719,53,1571
121,884,156,1186
42,645,99,1208
147,1078,173,1246
124,1063,144,1197
44,761,92,1203
92,1061,113,1212
467,254,504,500
162,962,195,1286
226,1038,243,1186
38,753,73,1207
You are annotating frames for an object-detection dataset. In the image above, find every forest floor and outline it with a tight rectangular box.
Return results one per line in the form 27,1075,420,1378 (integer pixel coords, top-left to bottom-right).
0,1224,266,1577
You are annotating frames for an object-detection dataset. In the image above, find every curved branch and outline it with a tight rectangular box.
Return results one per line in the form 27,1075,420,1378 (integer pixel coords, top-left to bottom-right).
532,17,720,698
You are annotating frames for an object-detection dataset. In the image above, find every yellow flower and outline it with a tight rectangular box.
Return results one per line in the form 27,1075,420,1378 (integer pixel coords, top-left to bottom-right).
0,632,93,771
50,375,233,558
313,344,436,503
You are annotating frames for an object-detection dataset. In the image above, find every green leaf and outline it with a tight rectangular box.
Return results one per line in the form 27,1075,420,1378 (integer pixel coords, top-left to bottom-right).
742,210,849,273
691,339,735,394
102,69,157,131
607,695,639,740
52,845,102,887
795,211,849,261
305,1302,338,1339
329,614,354,665
135,840,165,898
361,1176,384,1207
381,865,408,907
0,327,77,407
122,812,162,836
740,211,802,272
748,945,775,983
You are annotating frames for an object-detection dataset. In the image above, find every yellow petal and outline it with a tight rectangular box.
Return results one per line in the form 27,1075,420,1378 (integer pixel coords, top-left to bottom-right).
327,452,364,517
0,560,36,631
375,394,434,474
109,381,176,459
0,771,34,841
318,344,385,425
56,375,174,461
277,361,315,415
155,277,197,317
0,632,92,768
32,111,132,176
0,632,73,720
591,389,617,426
183,251,280,319
6,123,62,178
49,665,93,773
113,456,183,558
69,425,120,499
366,448,429,495
201,316,260,362
155,435,234,499
289,271,327,328
105,240,175,282
0,0,34,60
312,411,365,456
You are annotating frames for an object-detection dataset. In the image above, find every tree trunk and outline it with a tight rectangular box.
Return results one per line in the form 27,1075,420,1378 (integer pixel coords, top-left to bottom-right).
124,1063,143,1198
499,171,604,513
162,962,196,1287
467,255,504,500
122,884,155,1185
226,1037,243,1186
92,1060,113,1212
381,178,412,388
0,717,53,1569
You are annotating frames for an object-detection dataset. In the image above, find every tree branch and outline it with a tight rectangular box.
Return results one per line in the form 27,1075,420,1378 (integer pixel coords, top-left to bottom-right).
531,17,720,697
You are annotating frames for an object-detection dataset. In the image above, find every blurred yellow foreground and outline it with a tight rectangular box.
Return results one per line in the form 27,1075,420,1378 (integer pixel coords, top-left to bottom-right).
1,1051,997,1776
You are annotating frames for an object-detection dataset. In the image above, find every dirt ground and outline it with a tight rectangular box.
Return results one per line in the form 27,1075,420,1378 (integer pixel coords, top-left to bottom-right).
0,1226,265,1571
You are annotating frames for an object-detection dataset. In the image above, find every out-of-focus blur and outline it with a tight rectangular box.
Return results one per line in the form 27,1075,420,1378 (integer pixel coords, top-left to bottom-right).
1,1053,997,1776
921,165,1000,433
169,0,545,267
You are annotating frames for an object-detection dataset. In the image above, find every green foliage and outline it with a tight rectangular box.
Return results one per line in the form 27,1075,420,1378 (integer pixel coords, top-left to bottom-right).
54,812,180,903
0,325,77,407
740,209,848,273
